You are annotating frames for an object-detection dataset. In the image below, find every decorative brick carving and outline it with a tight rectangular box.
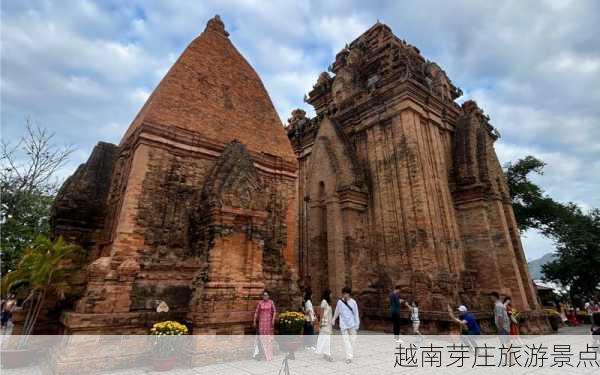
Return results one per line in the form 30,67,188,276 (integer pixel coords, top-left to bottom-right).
290,22,547,333
39,17,546,336
44,15,299,334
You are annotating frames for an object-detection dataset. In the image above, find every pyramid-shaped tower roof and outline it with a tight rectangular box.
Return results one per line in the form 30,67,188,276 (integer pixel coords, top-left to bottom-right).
121,15,295,163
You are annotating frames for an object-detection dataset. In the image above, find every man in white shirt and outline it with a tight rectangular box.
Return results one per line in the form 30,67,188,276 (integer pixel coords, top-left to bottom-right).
332,287,360,363
490,292,510,335
490,291,510,347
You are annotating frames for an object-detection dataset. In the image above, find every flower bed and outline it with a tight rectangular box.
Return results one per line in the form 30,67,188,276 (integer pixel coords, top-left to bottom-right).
277,311,305,335
150,321,188,336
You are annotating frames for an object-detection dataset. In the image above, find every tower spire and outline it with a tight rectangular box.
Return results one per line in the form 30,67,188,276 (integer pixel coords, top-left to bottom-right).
205,14,229,37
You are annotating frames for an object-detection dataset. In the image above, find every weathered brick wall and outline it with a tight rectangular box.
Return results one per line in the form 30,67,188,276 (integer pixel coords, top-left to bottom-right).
60,136,299,332
52,141,119,254
289,22,546,332
294,110,466,325
47,16,300,334
452,100,540,313
41,142,119,333
131,146,213,311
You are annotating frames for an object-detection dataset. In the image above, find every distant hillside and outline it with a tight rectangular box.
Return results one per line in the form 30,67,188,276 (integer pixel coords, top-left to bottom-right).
528,253,556,280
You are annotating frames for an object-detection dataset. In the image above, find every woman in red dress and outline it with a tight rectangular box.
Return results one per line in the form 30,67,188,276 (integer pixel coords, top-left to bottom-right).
253,290,277,361
567,308,579,326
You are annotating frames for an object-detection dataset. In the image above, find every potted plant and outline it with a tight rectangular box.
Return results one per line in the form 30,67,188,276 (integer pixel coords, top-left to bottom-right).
1,235,84,368
149,320,188,371
544,308,561,331
576,309,589,324
276,311,305,354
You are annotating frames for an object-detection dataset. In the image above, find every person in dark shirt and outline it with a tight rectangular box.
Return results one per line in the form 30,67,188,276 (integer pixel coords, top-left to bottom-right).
591,312,600,348
448,304,480,351
389,285,403,342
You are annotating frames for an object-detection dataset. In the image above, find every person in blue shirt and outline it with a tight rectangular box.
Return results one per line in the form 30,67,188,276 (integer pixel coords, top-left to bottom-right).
448,304,480,351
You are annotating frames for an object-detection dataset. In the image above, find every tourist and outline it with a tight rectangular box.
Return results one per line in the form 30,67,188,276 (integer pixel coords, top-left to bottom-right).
404,300,423,340
447,304,480,351
253,290,276,361
303,288,316,350
389,285,403,342
332,286,360,364
315,288,333,362
591,312,600,347
490,292,510,345
568,307,579,326
504,297,520,336
1,294,16,332
585,301,593,323
558,303,568,325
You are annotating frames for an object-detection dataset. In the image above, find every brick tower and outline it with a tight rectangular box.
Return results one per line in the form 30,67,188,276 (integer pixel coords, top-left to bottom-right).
50,15,299,334
287,22,547,333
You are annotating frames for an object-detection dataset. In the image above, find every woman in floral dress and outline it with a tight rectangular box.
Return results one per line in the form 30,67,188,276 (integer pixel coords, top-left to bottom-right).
253,290,276,360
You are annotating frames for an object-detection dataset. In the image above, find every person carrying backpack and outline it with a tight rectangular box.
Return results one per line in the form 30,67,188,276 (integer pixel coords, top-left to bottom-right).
332,287,360,364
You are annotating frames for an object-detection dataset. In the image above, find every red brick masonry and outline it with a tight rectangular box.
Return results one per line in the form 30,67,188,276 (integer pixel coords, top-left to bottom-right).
41,17,548,335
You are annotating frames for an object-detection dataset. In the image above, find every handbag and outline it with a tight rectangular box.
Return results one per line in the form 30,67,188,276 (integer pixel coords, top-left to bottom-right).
320,311,329,327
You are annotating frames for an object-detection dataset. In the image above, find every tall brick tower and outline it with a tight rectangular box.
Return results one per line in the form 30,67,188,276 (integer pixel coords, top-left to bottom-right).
287,22,547,333
50,15,299,334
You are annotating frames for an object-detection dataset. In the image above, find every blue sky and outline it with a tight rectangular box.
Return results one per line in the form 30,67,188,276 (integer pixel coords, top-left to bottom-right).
2,1,599,261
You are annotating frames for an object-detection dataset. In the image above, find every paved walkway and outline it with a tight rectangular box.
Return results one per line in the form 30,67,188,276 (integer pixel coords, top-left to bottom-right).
556,324,591,335
1,325,596,375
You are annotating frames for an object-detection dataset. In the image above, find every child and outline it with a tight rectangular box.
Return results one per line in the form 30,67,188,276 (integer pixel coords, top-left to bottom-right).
405,301,423,340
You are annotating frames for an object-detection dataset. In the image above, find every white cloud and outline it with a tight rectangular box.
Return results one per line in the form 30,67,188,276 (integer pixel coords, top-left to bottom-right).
2,0,599,260
548,53,600,75
312,15,370,54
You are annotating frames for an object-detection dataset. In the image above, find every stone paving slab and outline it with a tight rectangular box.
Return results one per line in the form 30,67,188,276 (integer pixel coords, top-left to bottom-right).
1,326,595,375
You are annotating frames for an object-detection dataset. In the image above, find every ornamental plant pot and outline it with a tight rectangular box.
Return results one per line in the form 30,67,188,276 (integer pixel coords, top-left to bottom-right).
150,356,177,372
276,311,305,356
148,321,188,372
276,335,303,354
549,316,560,331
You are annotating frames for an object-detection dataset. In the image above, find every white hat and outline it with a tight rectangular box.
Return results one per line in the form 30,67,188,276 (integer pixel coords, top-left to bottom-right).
458,305,468,312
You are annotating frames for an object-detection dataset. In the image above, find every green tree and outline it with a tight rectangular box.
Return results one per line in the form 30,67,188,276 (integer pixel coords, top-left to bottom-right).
1,235,84,343
505,156,600,298
542,208,600,298
505,156,565,233
1,118,74,275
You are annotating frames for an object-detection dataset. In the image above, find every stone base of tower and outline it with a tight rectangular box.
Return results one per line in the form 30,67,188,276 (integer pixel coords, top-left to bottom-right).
59,310,187,334
361,309,551,335
42,311,261,374
186,281,266,336
518,310,553,334
44,336,150,375
362,311,458,334
182,335,265,368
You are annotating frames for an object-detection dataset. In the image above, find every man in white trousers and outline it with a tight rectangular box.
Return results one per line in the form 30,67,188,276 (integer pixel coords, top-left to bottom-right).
332,286,360,364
